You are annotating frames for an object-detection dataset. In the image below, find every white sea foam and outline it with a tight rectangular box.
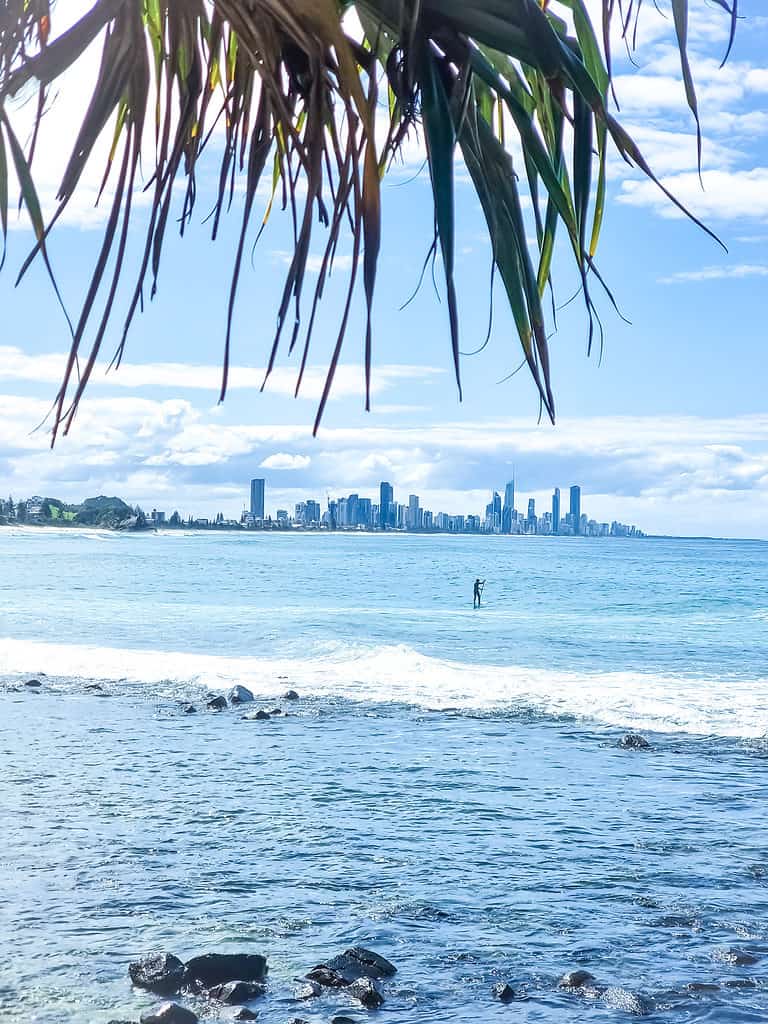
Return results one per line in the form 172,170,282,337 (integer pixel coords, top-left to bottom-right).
1,636,766,738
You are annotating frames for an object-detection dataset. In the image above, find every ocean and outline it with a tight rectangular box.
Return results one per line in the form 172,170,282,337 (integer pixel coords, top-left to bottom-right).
1,528,767,1023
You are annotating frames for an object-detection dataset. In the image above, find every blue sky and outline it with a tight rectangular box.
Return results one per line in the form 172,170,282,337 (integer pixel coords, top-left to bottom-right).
1,1,768,537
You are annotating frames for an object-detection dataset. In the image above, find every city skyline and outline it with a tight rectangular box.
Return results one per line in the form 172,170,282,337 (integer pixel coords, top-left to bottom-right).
244,477,643,537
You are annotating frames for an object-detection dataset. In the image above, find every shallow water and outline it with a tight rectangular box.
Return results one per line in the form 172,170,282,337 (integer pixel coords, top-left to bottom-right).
1,530,767,1022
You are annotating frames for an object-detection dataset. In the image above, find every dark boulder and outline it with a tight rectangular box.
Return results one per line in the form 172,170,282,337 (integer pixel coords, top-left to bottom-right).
268,708,283,716
309,947,396,988
181,704,197,714
347,978,384,1009
206,695,227,712
332,1018,357,1024
129,953,186,996
25,679,42,687
284,690,300,700
559,970,596,989
686,982,720,992
139,1003,198,1024
85,683,104,691
207,980,266,1004
234,1011,259,1021
492,982,516,1003
306,965,348,988
229,685,254,705
345,947,396,978
243,709,271,721
618,733,651,750
185,953,267,988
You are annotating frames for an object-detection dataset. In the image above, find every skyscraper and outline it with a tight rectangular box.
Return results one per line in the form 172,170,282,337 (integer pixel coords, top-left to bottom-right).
408,494,420,530
570,485,581,534
492,490,502,524
380,481,393,530
552,487,560,534
502,479,515,533
527,497,536,529
250,478,265,519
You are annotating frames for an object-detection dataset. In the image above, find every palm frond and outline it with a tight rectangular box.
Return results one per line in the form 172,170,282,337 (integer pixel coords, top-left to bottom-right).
0,0,736,440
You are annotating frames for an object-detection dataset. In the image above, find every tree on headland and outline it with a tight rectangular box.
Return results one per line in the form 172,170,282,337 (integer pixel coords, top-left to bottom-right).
0,1,736,439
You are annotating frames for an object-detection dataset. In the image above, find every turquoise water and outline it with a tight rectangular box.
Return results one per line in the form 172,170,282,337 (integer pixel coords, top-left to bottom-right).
1,528,768,1022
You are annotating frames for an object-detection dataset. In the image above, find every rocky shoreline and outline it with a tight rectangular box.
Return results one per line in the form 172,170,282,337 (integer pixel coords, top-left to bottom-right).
108,943,767,1022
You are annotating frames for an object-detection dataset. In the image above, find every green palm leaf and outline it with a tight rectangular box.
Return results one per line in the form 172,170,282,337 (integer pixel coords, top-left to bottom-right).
0,0,735,440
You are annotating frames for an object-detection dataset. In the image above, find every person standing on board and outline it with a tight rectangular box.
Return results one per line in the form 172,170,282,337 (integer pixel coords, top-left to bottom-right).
473,578,486,609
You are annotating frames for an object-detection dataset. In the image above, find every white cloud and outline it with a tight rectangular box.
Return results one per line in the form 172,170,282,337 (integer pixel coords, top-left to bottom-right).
618,168,768,222
259,453,311,471
659,264,768,283
0,346,445,402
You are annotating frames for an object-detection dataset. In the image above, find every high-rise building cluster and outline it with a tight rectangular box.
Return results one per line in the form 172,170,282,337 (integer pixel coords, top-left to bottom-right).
242,477,643,538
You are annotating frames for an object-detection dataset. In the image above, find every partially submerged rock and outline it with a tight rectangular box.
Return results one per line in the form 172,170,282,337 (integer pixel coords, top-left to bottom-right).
558,970,596,989
284,689,300,700
492,982,516,1003
139,1003,198,1024
308,947,396,988
234,1010,259,1021
205,695,227,712
128,953,185,996
25,679,42,687
229,685,254,705
347,977,384,1009
618,733,652,750
243,709,271,721
185,953,267,988
207,980,266,1004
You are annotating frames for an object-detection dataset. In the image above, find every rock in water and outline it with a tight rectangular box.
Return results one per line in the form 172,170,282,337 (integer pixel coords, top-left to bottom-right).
618,733,652,750
345,947,397,978
205,695,227,712
140,1003,198,1024
306,965,348,988
347,977,384,1008
234,1011,259,1021
559,970,596,989
284,689,300,700
129,953,186,996
229,685,254,705
25,679,42,687
243,710,271,721
207,981,266,1004
184,953,268,988
492,982,516,1003
308,947,397,988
